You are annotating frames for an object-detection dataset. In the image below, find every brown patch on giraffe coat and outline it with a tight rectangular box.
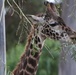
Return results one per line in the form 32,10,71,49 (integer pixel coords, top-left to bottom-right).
26,65,34,74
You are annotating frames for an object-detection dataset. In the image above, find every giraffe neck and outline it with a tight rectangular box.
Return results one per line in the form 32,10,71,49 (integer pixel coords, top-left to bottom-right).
12,26,45,75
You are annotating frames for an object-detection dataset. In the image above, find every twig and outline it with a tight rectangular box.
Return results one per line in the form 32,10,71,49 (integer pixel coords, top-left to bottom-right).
12,0,33,27
7,0,20,16
44,43,54,58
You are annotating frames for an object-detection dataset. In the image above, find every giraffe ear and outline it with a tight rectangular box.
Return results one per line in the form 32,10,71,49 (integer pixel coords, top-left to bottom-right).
44,2,60,20
27,15,45,24
50,3,59,16
44,0,62,15
26,15,38,24
27,15,40,20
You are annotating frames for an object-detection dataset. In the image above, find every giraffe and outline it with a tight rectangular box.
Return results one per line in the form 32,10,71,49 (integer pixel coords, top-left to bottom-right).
12,24,45,75
12,1,76,75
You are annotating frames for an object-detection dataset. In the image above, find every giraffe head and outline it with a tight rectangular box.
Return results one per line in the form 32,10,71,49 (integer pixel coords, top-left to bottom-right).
27,15,73,43
27,2,76,43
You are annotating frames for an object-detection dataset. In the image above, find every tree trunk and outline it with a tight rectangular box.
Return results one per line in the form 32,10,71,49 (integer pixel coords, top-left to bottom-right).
0,0,6,75
59,0,76,75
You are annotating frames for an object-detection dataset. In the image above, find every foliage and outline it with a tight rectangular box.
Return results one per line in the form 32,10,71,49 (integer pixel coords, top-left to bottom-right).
37,39,60,75
7,44,24,73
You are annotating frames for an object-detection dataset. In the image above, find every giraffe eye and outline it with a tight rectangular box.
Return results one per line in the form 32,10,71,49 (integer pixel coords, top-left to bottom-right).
50,22,59,27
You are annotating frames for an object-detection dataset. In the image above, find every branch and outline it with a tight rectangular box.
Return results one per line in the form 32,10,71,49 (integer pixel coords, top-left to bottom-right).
12,0,33,27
